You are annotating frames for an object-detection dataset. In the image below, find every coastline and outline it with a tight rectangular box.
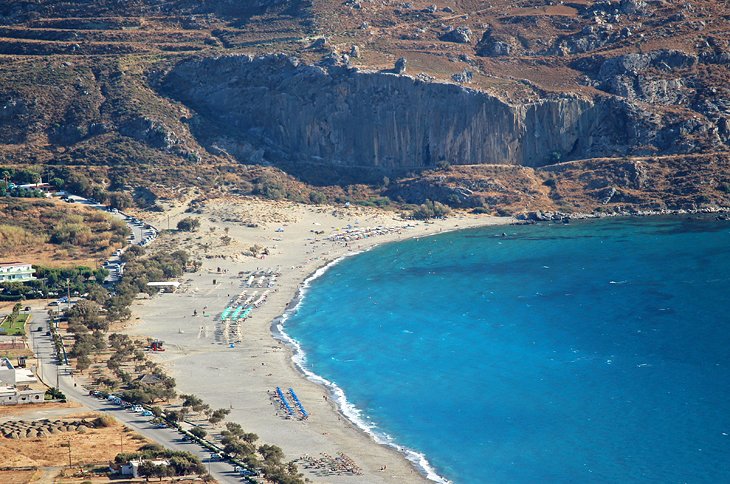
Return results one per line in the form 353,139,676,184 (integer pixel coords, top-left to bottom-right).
122,197,512,483
271,248,450,482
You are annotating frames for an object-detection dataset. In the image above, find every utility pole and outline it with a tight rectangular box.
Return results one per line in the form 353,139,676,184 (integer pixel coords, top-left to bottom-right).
67,439,72,467
66,278,71,311
120,433,123,453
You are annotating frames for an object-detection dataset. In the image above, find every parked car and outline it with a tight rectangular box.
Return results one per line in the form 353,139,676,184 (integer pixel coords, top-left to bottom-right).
141,410,153,417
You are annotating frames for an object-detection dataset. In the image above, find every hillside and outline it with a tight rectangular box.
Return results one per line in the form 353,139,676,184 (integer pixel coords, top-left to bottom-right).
0,0,728,214
0,198,129,266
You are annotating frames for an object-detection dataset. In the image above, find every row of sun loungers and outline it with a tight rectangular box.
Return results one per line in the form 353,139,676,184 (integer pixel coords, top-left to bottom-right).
271,386,309,420
244,269,279,288
288,387,309,418
327,226,401,243
215,271,276,344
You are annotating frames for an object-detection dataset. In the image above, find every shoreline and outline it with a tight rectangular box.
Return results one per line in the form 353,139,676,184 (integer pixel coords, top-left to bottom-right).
271,246,449,482
123,198,513,483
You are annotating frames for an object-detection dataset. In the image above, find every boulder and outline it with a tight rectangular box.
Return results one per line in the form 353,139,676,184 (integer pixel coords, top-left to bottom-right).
441,26,472,44
309,37,328,50
476,29,512,56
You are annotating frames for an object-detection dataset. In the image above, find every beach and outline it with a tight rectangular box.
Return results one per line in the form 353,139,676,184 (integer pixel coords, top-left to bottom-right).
122,196,511,483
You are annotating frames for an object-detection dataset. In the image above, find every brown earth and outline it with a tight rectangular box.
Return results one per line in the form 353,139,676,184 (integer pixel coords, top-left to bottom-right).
0,0,727,224
0,412,150,468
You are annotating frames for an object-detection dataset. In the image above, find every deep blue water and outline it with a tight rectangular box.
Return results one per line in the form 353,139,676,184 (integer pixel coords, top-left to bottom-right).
284,217,730,483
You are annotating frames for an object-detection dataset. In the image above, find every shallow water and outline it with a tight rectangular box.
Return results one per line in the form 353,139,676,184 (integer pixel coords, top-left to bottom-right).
285,217,730,483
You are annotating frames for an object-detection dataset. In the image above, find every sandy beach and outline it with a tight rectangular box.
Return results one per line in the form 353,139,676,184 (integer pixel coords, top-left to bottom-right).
123,196,511,483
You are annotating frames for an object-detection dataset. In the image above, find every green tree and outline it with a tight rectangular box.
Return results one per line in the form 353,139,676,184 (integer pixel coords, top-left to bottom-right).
208,408,230,425
108,191,133,210
176,217,200,232
76,354,91,373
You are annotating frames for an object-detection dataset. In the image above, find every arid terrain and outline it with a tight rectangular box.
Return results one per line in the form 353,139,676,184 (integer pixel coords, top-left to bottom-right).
0,0,727,214
0,404,150,483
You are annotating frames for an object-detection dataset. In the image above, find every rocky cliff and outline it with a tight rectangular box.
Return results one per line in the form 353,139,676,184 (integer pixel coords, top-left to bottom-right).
161,54,720,182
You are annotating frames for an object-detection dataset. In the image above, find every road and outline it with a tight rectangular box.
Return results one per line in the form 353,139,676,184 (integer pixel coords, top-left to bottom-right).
27,309,244,483
62,194,153,283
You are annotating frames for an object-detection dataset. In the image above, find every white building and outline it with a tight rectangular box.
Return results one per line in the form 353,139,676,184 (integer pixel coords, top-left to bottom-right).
0,385,45,405
0,358,37,386
0,358,44,405
0,262,35,283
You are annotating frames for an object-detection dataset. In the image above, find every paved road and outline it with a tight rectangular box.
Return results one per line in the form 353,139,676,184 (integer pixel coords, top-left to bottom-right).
62,194,153,283
27,309,244,483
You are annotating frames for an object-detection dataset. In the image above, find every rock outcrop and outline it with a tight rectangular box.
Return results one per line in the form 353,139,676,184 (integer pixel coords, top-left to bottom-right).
440,26,472,44
161,54,671,179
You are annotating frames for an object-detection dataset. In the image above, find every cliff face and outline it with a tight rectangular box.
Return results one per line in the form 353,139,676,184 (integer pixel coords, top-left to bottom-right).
161,55,644,178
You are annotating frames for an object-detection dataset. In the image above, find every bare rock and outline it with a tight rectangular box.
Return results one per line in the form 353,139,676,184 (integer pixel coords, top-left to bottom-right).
441,26,472,44
394,57,407,74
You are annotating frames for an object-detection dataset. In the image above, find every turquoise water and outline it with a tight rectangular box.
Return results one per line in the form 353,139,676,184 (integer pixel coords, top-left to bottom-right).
284,217,730,483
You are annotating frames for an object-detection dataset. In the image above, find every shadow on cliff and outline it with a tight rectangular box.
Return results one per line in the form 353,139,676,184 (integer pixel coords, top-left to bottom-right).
157,54,683,186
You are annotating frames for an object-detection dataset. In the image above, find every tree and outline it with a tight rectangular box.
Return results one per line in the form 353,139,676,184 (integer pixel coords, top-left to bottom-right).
67,299,106,331
181,394,203,408
76,354,91,373
208,408,230,425
224,422,244,436
50,177,64,189
122,245,145,262
108,191,133,210
86,284,109,304
410,200,451,220
176,217,200,232
224,438,256,459
258,444,285,465
189,426,207,439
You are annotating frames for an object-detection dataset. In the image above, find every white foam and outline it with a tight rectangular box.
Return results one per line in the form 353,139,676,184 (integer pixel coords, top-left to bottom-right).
272,251,451,483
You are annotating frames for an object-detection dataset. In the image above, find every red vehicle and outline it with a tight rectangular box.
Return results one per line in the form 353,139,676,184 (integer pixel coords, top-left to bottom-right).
150,340,165,352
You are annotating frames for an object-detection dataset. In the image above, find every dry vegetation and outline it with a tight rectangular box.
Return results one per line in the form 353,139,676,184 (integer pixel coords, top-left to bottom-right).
0,198,128,267
0,0,726,217
0,412,150,468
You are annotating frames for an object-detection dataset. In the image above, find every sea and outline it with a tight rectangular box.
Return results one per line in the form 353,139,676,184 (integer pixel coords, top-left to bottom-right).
281,216,730,483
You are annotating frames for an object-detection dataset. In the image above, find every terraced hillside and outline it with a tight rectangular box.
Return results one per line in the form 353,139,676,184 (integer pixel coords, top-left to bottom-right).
0,0,728,214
